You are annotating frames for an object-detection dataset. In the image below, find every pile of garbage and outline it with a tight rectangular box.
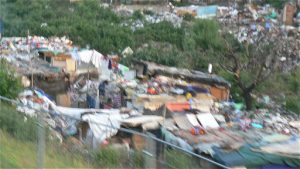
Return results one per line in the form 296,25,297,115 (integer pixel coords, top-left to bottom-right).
216,3,300,71
115,5,183,30
0,36,73,53
9,49,300,168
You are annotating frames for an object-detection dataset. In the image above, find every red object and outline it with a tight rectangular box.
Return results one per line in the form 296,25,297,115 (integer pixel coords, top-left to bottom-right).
147,87,157,95
166,102,190,112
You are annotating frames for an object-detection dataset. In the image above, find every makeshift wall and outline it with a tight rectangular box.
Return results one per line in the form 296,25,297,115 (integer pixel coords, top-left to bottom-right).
210,86,229,101
132,134,146,150
135,64,145,78
56,93,71,107
283,3,295,25
52,59,66,69
66,58,76,72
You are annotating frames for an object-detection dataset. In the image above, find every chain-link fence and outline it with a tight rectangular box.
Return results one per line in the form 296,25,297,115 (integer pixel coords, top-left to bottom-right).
0,97,226,169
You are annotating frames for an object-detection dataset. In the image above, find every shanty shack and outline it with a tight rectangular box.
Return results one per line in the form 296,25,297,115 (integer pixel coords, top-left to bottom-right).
38,51,76,72
132,60,230,101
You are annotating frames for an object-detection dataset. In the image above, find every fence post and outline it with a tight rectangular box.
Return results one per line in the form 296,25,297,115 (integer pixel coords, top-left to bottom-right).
37,112,45,169
143,133,156,169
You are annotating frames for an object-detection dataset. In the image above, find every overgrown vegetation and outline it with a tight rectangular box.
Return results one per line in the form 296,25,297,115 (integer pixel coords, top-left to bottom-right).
0,103,37,141
261,0,288,9
258,69,300,114
94,146,122,168
0,129,97,168
0,0,299,113
165,149,201,169
0,0,221,71
0,59,23,99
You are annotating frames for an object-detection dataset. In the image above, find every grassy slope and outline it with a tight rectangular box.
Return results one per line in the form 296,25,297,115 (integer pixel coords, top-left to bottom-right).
0,130,96,169
0,103,96,168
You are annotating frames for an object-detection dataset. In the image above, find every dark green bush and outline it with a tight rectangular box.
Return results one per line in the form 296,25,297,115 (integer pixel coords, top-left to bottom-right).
183,13,194,21
132,10,144,20
286,96,300,115
0,59,23,99
0,103,37,141
143,9,154,16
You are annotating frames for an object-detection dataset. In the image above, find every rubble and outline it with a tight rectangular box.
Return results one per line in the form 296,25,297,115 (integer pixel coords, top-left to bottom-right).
116,6,183,29
1,2,300,166
216,2,300,72
9,51,300,167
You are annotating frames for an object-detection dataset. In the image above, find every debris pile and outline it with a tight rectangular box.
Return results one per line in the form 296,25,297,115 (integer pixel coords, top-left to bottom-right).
1,2,300,167
115,6,183,29
10,52,300,168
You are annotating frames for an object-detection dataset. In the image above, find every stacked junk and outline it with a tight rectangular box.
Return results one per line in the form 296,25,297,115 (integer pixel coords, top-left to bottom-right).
1,2,300,168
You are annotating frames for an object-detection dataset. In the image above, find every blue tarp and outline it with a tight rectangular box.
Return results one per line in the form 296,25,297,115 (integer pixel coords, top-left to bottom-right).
32,87,54,101
196,5,218,18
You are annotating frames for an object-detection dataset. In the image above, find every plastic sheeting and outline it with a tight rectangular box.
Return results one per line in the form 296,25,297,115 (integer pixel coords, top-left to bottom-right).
161,128,193,152
82,112,129,148
196,5,218,19
78,49,104,68
212,144,300,168
55,106,120,119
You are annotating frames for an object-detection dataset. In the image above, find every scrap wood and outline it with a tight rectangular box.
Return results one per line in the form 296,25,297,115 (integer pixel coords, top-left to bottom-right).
186,114,201,127
211,130,244,143
133,60,231,88
173,114,194,130
196,113,220,129
173,130,221,145
144,101,164,111
173,130,202,145
121,115,164,127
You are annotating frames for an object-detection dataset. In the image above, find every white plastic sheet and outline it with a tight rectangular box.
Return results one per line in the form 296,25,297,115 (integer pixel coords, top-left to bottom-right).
82,113,129,147
78,49,103,68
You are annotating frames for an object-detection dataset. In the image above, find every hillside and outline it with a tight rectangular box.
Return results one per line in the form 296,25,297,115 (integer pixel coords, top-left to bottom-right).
0,130,97,168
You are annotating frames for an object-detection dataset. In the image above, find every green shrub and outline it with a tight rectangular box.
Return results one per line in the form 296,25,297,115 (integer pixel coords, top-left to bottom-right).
0,103,37,141
263,0,288,9
143,9,154,16
286,96,300,114
192,19,222,50
165,149,200,169
0,59,23,99
94,146,121,168
183,13,194,21
132,10,144,20
132,151,144,168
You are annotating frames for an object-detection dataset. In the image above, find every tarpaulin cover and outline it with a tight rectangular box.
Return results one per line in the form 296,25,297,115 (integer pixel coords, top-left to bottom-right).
82,113,129,146
212,144,300,168
55,106,120,119
161,128,193,151
261,165,299,169
196,5,218,18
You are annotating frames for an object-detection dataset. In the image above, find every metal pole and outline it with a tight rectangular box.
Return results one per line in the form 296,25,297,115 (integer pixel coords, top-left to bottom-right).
37,112,45,169
143,133,156,169
27,29,34,87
